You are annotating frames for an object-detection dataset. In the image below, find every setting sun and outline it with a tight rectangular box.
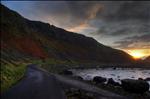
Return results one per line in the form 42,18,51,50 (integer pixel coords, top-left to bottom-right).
130,51,144,59
126,49,150,59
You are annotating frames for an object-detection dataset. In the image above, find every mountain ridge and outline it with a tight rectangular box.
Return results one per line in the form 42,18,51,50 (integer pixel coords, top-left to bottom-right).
1,4,134,64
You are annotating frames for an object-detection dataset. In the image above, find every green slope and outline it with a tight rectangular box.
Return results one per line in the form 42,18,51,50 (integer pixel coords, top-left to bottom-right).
0,4,135,92
1,4,134,64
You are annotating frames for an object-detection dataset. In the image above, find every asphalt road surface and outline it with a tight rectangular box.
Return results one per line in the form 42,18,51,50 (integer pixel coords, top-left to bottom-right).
2,64,66,99
2,64,127,99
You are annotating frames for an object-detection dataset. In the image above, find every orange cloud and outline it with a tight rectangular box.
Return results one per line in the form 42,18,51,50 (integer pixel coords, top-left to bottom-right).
67,23,90,33
67,4,102,33
67,21,98,34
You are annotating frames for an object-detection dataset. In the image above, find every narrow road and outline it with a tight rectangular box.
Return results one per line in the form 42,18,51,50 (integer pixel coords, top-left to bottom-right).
55,74,126,99
2,64,66,99
2,64,127,99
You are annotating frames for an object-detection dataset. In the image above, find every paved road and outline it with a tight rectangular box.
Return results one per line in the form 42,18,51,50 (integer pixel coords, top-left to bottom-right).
2,64,127,99
55,74,127,99
2,64,66,99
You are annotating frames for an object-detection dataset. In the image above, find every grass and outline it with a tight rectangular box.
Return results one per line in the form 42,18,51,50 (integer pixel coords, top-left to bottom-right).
0,58,74,93
0,58,100,93
30,58,78,73
31,59,70,73
1,62,26,92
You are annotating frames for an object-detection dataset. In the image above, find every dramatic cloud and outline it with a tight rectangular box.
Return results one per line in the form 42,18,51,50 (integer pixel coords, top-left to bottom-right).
114,34,150,49
92,1,150,37
98,1,150,21
2,1,150,53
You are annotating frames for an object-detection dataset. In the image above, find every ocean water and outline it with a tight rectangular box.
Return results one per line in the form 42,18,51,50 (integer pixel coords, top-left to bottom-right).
71,68,150,85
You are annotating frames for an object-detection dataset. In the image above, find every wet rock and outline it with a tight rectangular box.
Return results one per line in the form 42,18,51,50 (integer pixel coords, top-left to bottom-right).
73,76,83,80
107,78,120,86
62,70,73,75
138,78,144,80
121,79,149,94
145,77,150,81
93,76,106,84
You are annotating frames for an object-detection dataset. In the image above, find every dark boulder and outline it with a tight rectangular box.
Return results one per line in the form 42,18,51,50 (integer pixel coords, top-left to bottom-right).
121,79,149,94
62,70,73,75
138,78,144,80
107,78,120,86
73,76,83,80
93,76,106,84
145,77,150,81
113,67,116,70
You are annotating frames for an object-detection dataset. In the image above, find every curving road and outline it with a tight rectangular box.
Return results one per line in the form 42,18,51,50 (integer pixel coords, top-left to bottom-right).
2,64,127,99
2,64,66,99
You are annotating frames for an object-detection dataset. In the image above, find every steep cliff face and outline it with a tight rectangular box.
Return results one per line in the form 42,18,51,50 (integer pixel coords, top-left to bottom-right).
1,4,134,64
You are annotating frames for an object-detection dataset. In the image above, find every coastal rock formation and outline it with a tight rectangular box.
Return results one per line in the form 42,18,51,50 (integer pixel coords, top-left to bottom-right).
61,70,73,75
121,79,149,94
107,78,120,86
93,76,107,84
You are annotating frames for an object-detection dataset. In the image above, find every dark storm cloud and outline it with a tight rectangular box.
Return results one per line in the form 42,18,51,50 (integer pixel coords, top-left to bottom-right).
98,1,150,21
93,21,150,37
2,1,150,49
25,1,102,29
22,1,150,50
92,1,150,37
114,34,150,49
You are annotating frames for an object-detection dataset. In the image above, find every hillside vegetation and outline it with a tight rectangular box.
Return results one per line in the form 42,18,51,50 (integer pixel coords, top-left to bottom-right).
1,62,26,92
1,4,134,64
1,4,135,92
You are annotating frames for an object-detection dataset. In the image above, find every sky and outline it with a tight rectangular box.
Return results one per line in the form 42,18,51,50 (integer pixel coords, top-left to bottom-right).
1,1,150,58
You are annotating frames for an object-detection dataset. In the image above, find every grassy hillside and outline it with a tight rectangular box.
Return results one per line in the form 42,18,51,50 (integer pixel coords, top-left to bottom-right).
0,4,135,92
1,4,134,64
1,62,26,92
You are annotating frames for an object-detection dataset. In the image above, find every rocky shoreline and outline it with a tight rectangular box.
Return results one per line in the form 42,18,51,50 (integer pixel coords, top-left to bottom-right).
61,70,150,99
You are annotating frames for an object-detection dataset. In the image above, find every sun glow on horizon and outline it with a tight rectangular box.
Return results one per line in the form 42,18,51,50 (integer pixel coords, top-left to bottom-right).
125,49,150,59
129,51,145,59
